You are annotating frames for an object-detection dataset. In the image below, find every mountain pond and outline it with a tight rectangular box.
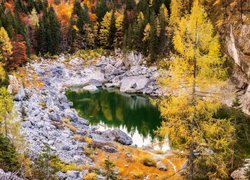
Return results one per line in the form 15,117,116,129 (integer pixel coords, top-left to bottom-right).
66,88,169,151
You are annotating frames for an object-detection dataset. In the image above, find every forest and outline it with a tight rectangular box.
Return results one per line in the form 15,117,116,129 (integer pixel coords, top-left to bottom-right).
0,0,249,179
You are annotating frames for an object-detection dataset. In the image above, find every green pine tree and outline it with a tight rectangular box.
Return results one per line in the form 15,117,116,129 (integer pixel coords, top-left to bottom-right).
108,10,116,49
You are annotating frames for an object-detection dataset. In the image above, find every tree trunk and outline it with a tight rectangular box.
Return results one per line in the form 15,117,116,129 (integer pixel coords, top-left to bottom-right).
4,113,7,137
188,19,198,180
189,144,194,180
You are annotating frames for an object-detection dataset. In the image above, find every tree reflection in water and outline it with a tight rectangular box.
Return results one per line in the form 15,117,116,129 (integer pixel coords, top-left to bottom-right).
66,89,169,150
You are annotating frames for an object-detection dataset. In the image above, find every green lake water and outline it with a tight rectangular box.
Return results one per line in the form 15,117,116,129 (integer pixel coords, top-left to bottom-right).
66,89,169,150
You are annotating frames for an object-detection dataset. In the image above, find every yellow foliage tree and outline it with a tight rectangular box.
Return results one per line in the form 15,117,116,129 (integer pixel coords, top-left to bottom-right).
0,27,12,64
0,63,5,82
0,87,13,137
83,23,97,48
29,8,39,27
0,27,12,82
169,0,182,32
99,11,112,48
158,0,235,179
143,23,151,42
159,3,168,24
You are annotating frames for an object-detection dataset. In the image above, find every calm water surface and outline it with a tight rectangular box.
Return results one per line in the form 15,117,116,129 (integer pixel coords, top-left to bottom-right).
66,89,169,151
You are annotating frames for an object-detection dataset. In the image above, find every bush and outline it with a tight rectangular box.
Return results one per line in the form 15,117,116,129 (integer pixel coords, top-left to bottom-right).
0,134,20,172
140,155,156,167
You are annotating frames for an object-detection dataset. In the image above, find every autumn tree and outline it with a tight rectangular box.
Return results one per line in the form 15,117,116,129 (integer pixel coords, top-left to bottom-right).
0,27,12,64
0,87,13,137
29,8,39,27
53,1,73,50
83,23,97,48
142,22,151,54
169,0,182,33
99,11,112,48
9,34,27,69
0,27,12,82
158,0,235,179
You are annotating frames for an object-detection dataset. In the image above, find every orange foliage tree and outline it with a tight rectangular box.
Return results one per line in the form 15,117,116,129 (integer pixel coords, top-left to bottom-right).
4,1,15,15
53,2,73,26
9,34,27,69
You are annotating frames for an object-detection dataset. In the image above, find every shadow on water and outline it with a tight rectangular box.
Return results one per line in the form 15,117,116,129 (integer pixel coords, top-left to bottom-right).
66,88,168,150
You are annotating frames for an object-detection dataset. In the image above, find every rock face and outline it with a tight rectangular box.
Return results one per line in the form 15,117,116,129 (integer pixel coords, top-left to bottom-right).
224,9,250,115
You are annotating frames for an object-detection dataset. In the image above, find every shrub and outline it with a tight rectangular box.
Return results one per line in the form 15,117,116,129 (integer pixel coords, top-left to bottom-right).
140,155,156,167
84,137,93,144
0,134,20,172
103,156,117,179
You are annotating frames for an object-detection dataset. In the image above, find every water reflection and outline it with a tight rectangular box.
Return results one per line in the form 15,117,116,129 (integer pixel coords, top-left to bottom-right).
66,89,170,150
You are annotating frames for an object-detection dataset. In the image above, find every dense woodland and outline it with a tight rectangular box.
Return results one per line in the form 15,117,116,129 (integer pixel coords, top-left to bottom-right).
0,0,245,68
0,0,249,179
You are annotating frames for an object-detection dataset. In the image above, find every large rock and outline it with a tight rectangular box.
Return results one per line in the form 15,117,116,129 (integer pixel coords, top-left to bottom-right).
104,64,116,75
102,129,132,145
14,87,27,101
120,75,150,93
84,68,105,82
82,85,98,91
0,169,23,180
231,159,250,180
156,161,168,171
8,75,20,95
65,170,84,180
231,168,249,180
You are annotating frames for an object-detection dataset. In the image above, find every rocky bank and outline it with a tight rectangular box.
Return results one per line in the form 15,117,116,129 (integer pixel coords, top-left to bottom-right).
8,52,162,179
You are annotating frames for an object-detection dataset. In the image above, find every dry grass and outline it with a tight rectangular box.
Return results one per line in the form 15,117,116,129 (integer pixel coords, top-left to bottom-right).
64,123,77,132
84,172,97,180
94,144,186,179
62,117,78,132
16,67,44,90
73,134,85,141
